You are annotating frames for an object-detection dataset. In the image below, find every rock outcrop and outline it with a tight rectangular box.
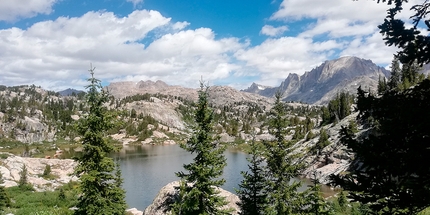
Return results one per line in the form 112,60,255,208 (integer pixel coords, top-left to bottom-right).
297,113,359,184
0,153,78,191
143,181,241,215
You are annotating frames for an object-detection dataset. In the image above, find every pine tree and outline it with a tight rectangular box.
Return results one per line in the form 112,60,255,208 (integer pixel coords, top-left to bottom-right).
236,136,268,215
172,82,229,215
303,172,331,215
18,164,28,188
331,80,430,214
377,75,388,94
388,57,401,91
0,172,10,210
264,92,304,214
312,129,330,155
73,65,127,215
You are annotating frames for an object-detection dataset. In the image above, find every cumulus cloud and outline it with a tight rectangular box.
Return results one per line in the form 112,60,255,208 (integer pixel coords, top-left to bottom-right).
0,9,247,90
172,21,190,30
262,0,422,73
260,25,288,37
340,32,398,65
235,37,342,86
0,0,57,21
1,1,423,91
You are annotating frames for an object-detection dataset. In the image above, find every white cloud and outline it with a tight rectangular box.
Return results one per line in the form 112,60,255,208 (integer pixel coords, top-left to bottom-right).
235,37,343,86
260,25,288,37
0,0,57,21
172,21,190,30
340,32,398,65
1,1,424,91
271,0,421,22
0,9,247,90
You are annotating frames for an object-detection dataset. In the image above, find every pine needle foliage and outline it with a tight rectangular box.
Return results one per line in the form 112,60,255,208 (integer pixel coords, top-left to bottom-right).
73,65,127,215
264,92,305,215
236,136,268,215
172,82,229,215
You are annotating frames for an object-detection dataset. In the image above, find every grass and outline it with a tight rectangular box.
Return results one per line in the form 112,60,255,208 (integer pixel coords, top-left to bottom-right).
2,182,79,215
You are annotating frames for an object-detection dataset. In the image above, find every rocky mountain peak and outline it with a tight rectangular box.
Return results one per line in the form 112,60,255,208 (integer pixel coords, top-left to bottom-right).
243,56,390,104
316,56,385,83
241,82,270,94
137,80,169,89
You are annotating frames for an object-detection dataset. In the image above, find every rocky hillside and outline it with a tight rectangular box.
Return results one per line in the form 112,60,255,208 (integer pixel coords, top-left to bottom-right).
243,56,390,104
107,80,274,107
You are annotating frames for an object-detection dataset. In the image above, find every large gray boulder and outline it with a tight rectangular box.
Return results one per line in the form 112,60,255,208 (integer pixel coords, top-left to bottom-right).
143,181,241,215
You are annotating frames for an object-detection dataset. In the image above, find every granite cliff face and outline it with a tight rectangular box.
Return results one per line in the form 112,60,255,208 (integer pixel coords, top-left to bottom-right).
243,56,390,104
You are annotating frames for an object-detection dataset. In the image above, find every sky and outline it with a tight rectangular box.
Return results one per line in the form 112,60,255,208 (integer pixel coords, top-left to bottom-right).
0,0,423,91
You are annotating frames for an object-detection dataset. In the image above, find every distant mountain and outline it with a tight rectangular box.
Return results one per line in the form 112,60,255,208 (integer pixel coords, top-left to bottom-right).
243,56,390,104
106,80,275,108
57,88,85,96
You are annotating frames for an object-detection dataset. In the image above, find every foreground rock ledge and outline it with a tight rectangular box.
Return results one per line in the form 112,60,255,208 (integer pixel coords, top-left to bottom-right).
144,181,240,215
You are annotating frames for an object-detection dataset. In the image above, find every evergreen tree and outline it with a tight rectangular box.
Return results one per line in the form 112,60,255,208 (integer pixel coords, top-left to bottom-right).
236,136,268,215
400,60,422,90
18,164,28,188
322,92,353,125
303,172,331,215
377,75,388,94
172,82,229,215
377,0,430,65
388,57,401,91
312,129,330,156
331,80,430,214
73,65,127,215
0,172,10,210
264,92,304,214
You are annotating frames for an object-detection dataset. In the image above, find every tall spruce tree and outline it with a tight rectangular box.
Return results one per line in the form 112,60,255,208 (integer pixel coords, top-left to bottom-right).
236,135,268,215
73,65,127,215
264,92,304,214
172,82,229,215
388,57,401,91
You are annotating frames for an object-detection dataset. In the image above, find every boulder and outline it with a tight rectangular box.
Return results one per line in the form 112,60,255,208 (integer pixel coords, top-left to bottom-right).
143,181,241,215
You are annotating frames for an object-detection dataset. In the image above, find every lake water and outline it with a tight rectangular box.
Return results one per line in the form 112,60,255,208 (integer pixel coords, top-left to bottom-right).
112,144,336,211
112,144,250,211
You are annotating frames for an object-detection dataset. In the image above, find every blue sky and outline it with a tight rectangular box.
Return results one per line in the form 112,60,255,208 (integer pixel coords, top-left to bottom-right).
0,0,420,90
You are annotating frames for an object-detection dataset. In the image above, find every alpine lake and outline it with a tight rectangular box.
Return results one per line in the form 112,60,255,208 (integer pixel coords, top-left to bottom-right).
111,144,336,211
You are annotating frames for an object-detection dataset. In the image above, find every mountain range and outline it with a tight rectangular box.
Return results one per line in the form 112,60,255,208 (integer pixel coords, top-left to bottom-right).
242,56,390,104
105,56,393,105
